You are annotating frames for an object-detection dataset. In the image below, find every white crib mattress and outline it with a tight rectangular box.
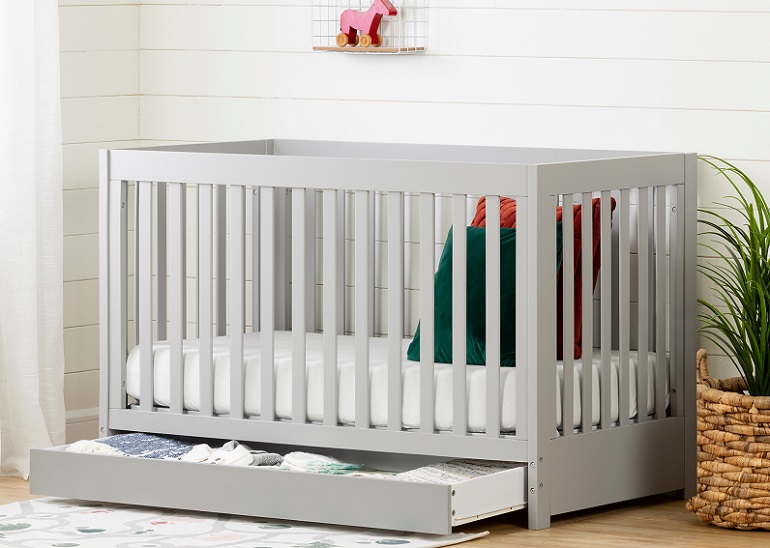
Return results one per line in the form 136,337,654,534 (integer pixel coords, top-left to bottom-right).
125,332,666,433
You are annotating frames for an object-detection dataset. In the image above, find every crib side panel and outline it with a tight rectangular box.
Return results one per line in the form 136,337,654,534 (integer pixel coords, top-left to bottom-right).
536,156,692,433
532,153,694,524
101,146,537,461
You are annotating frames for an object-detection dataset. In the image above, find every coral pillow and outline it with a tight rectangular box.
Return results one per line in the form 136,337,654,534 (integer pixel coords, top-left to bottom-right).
471,196,615,360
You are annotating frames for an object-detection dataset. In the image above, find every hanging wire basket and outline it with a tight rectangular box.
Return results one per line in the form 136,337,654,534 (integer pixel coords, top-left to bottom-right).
312,0,426,53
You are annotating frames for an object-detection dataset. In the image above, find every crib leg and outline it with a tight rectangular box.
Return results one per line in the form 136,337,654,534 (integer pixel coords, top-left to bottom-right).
527,496,551,530
527,462,551,530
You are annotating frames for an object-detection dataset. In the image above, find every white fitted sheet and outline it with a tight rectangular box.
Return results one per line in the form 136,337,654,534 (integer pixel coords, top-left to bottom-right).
125,331,667,432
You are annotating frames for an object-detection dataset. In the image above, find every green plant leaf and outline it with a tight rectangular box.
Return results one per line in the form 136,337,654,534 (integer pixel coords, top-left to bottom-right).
698,156,770,395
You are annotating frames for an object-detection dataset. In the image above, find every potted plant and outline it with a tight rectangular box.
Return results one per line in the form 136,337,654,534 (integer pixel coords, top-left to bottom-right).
687,156,770,529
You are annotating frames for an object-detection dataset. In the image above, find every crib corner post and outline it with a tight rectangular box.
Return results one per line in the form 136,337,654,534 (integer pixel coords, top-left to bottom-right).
98,148,126,438
98,148,110,437
524,166,558,531
682,152,698,498
526,454,552,531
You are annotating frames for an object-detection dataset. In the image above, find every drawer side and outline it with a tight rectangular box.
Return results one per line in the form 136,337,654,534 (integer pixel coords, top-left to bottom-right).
451,464,527,525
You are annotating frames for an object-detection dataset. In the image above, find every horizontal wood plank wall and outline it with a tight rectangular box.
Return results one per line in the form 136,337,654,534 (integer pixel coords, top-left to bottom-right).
134,1,769,379
60,1,139,441
61,1,770,435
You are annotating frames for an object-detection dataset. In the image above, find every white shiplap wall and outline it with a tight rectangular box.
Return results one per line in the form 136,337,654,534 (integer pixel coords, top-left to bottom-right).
59,0,139,441
58,0,770,434
136,0,770,380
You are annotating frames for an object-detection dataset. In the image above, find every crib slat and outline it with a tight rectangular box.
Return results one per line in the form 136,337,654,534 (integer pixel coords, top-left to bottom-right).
485,195,501,438
637,187,650,423
137,182,154,412
655,186,667,420
229,186,246,419
435,193,443,269
600,191,612,429
305,190,317,333
336,191,345,335
133,188,140,349
198,184,214,416
155,182,167,341
452,194,468,435
618,189,631,427
292,188,307,424
323,189,340,426
355,191,372,428
580,193,593,433
368,192,376,336
167,183,186,415
215,185,227,336
387,191,404,431
515,196,528,440
561,194,575,436
260,186,275,421
251,188,260,332
419,192,435,433
404,193,414,335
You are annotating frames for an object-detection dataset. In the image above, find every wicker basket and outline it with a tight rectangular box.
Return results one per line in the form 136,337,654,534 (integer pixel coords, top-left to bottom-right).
687,349,770,529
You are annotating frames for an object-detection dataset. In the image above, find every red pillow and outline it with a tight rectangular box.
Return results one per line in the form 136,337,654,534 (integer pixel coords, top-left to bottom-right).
471,196,615,360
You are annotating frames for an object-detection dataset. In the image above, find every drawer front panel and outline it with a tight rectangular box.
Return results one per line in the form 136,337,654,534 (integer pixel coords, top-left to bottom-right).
31,447,526,534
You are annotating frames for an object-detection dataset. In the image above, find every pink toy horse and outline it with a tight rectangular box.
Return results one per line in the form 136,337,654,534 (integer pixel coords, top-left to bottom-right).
337,0,397,47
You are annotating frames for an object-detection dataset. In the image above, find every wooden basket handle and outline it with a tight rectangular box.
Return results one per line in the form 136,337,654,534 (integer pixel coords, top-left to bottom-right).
697,349,710,383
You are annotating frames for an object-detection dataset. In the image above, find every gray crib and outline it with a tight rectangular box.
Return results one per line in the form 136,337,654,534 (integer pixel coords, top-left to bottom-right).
31,140,697,534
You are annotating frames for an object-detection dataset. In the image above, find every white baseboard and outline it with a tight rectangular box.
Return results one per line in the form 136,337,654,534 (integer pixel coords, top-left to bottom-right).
66,407,98,444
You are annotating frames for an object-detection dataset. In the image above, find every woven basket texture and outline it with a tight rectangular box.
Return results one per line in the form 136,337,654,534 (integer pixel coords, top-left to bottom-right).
686,349,770,530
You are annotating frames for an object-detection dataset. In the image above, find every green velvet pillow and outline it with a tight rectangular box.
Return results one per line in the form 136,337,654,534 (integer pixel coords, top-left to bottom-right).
407,224,563,367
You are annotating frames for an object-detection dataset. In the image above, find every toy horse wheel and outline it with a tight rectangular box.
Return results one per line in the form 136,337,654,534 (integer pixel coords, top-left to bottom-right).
360,34,373,47
336,33,349,47
354,35,360,45
373,33,383,46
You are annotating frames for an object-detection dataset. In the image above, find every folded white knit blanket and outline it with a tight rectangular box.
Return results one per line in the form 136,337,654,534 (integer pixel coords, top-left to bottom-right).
395,459,513,484
280,452,361,474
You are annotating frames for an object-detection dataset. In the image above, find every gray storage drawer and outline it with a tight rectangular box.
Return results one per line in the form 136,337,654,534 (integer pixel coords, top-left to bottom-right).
30,446,526,534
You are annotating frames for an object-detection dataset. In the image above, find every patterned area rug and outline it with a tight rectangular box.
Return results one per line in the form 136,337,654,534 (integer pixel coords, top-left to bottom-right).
0,498,488,548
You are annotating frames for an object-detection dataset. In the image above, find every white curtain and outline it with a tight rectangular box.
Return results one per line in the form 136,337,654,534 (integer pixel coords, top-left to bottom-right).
0,1,66,478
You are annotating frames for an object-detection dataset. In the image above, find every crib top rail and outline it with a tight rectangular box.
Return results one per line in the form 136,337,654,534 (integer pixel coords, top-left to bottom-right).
105,139,688,196
119,139,670,162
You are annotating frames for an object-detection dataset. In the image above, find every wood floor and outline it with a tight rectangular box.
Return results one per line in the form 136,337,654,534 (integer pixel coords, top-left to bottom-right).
0,476,761,547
